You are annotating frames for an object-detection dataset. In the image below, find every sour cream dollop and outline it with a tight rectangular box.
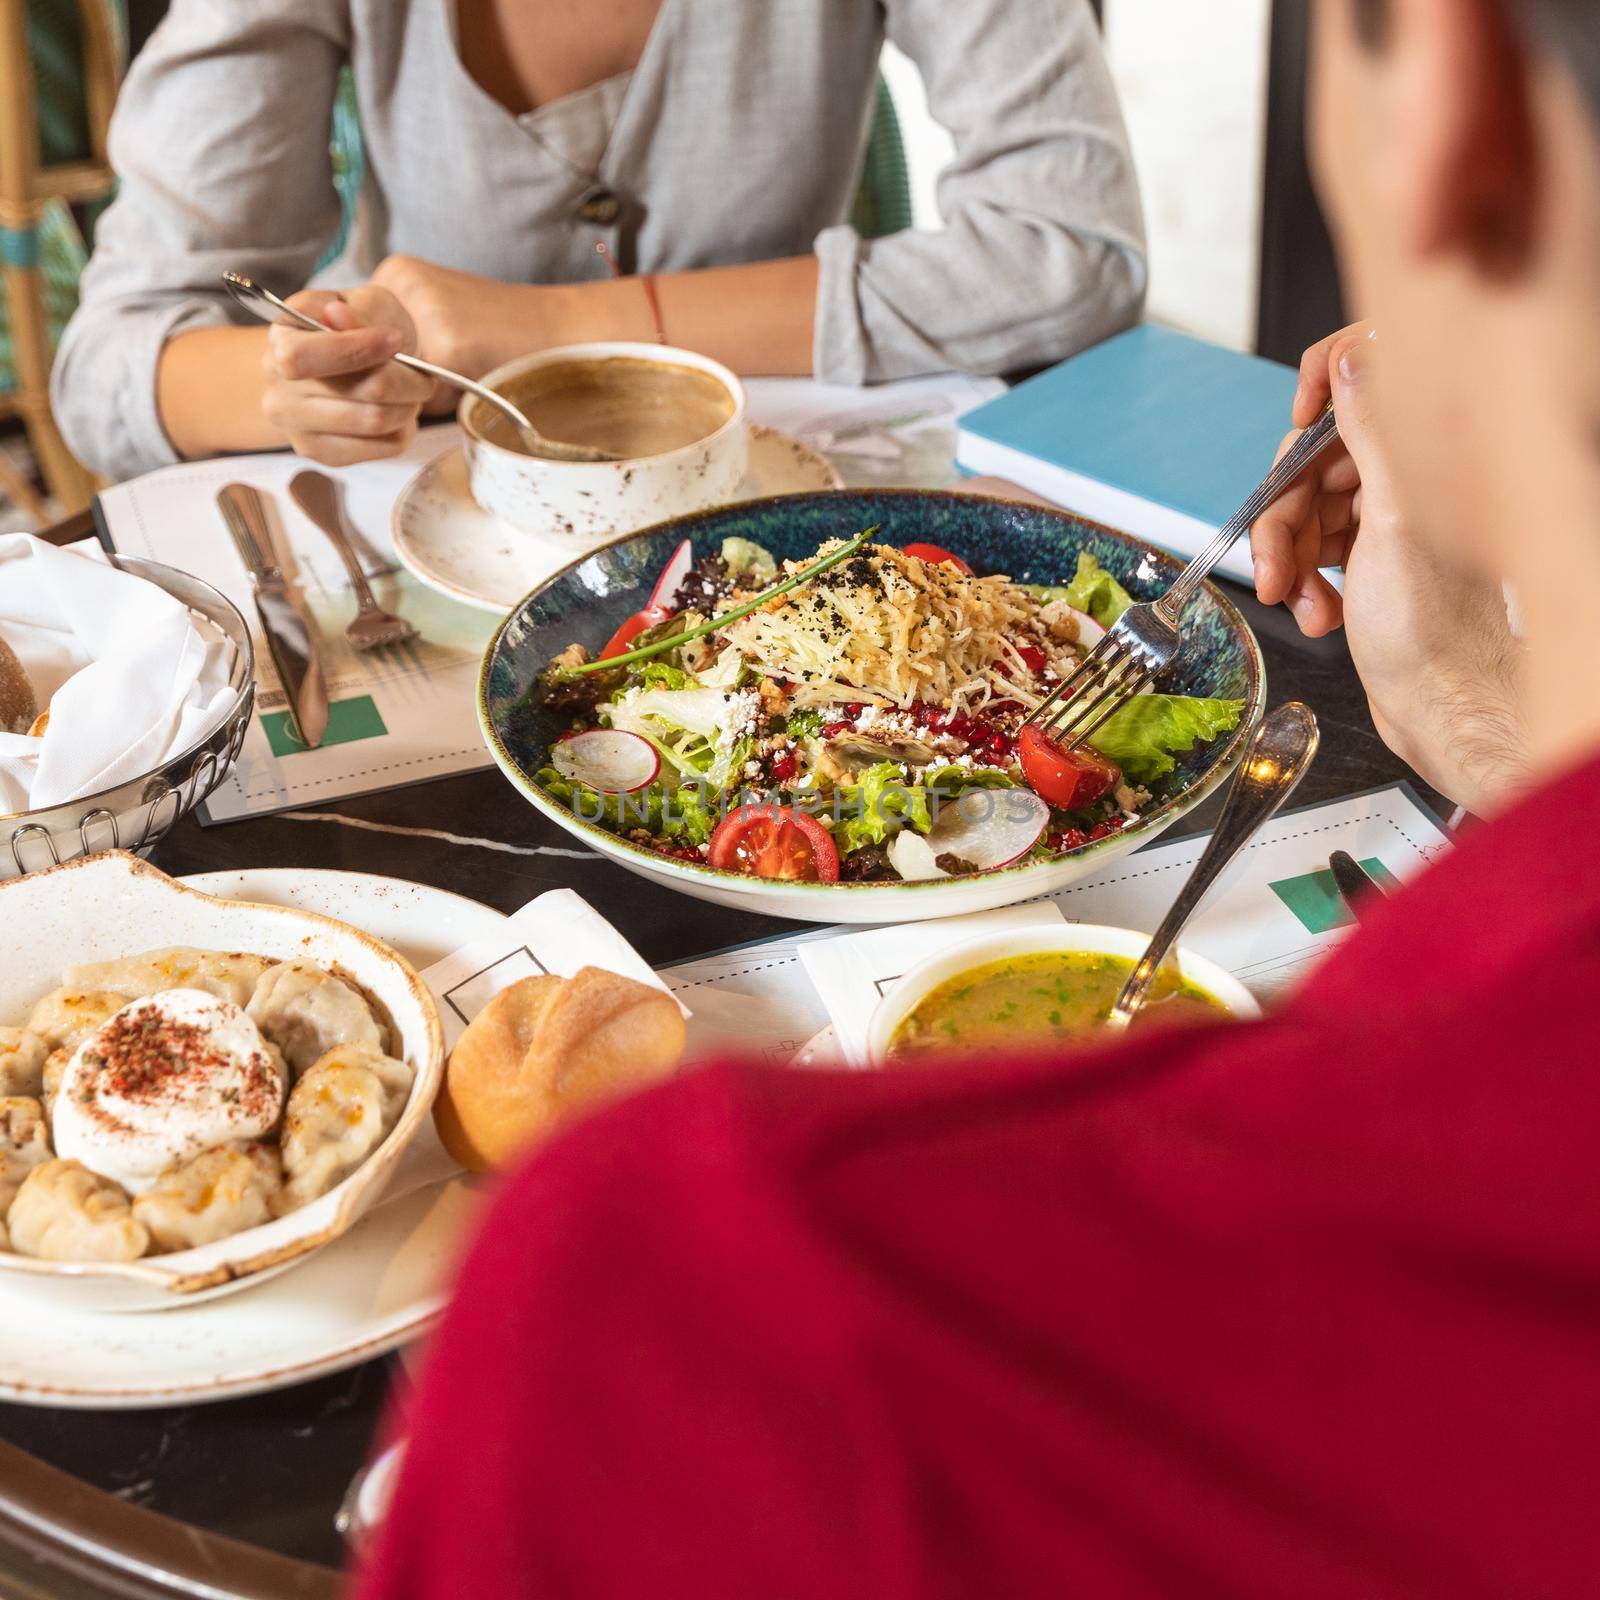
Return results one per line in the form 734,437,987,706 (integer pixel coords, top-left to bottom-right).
52,989,286,1193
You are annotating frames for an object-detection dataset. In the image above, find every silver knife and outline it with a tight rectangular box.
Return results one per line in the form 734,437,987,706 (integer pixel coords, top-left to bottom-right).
218,483,331,750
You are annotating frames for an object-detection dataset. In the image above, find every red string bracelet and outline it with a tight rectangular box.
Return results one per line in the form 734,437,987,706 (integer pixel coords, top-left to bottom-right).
595,240,667,345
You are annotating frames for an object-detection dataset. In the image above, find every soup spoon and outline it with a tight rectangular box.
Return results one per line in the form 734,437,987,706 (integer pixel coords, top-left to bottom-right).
221,272,619,463
1105,700,1320,1029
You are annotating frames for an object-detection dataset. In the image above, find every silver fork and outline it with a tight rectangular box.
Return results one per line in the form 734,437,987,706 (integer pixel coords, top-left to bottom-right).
1026,398,1340,750
288,470,419,651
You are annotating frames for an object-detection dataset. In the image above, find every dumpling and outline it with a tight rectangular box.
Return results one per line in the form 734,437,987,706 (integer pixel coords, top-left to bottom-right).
0,1027,46,1098
307,1042,414,1125
26,988,127,1050
0,1097,51,1215
6,1159,149,1262
247,961,384,1076
39,1047,69,1126
132,1144,282,1253
64,947,273,1009
275,1049,408,1213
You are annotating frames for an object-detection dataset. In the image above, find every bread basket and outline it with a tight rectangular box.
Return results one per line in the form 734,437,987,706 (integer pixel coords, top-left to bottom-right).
1,558,254,879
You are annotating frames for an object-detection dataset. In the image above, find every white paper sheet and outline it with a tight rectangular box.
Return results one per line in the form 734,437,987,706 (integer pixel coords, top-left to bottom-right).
662,784,1452,1067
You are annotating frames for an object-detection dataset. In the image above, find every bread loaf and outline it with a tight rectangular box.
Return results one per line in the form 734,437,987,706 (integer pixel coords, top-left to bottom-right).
0,636,36,736
434,967,685,1172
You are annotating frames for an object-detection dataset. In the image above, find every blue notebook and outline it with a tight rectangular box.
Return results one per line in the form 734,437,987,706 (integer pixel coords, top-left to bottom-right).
955,324,1301,585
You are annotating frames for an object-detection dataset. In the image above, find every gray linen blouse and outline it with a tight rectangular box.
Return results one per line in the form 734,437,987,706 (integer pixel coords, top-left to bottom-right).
52,0,1147,481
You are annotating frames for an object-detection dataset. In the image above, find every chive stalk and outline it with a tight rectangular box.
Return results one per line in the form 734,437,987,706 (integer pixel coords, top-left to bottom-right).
553,525,880,678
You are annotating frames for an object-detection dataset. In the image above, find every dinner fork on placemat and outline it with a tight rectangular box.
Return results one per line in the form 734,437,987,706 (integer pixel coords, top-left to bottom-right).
1025,398,1340,751
289,471,418,652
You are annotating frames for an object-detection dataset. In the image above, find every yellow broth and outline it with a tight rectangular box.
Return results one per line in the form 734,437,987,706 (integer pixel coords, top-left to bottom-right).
888,950,1230,1061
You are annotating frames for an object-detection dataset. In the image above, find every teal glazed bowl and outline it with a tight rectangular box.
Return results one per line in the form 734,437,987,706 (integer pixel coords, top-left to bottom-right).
479,490,1266,924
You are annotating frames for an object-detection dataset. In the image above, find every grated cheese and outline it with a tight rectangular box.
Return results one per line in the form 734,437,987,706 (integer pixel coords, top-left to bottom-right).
721,542,1079,711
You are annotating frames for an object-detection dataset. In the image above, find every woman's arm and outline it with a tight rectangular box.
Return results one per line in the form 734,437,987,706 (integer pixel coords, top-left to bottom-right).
49,1,348,478
815,0,1146,382
361,253,819,382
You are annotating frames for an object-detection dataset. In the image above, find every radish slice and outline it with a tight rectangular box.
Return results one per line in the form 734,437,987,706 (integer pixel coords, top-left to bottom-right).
1064,606,1105,647
888,830,948,882
551,730,659,793
921,788,1050,871
1050,609,1149,695
647,539,695,612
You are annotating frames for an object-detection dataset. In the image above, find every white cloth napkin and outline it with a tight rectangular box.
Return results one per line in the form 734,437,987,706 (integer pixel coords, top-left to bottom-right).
0,535,238,814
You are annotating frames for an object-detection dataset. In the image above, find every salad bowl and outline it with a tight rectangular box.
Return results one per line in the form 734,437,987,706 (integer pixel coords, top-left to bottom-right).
479,489,1266,924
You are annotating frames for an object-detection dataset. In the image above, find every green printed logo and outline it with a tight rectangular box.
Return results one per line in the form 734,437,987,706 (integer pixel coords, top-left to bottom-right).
1269,857,1400,934
261,695,388,757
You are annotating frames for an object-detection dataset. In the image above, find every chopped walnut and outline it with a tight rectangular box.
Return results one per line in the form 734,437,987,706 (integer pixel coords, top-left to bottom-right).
757,677,789,710
549,642,590,671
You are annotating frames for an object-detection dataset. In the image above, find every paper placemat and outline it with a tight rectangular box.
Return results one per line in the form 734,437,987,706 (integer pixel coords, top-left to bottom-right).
96,427,497,823
659,784,1452,1067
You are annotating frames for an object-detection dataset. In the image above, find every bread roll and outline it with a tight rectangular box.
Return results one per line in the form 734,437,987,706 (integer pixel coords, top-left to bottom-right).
0,635,36,736
434,968,685,1172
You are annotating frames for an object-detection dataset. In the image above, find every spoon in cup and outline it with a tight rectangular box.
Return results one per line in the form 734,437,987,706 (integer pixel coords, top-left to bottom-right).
221,272,619,463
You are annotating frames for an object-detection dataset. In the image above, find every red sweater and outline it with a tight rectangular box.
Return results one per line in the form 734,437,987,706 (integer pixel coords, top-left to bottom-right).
361,751,1600,1600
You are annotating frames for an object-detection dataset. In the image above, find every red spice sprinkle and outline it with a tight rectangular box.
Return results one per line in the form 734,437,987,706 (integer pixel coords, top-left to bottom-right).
82,1003,279,1126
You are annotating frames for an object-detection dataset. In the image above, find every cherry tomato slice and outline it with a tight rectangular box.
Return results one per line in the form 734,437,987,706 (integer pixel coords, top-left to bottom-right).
600,604,671,660
708,804,841,883
1017,722,1120,810
901,542,973,575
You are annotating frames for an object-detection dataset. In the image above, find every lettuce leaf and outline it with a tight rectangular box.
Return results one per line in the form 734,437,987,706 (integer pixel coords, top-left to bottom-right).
922,763,1018,796
721,537,777,583
1087,695,1243,782
778,708,824,741
632,661,692,693
534,770,715,847
831,761,933,854
1062,552,1135,626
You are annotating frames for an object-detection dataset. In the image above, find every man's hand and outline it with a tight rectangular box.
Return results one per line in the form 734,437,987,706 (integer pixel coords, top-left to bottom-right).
1251,325,1527,814
260,286,431,465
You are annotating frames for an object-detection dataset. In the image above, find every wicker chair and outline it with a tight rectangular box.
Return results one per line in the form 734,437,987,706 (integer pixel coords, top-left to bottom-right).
0,0,123,519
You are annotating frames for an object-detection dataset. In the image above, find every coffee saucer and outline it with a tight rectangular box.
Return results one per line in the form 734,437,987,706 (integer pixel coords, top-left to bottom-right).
392,424,841,614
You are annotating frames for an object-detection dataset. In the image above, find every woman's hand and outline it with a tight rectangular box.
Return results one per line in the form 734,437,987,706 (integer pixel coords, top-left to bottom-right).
260,286,432,465
1252,325,1526,813
368,256,550,392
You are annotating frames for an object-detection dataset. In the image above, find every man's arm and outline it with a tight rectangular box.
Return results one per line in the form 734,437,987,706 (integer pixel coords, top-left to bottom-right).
1250,325,1527,814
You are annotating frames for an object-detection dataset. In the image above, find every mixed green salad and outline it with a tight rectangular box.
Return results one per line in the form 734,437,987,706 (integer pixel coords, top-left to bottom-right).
534,533,1243,884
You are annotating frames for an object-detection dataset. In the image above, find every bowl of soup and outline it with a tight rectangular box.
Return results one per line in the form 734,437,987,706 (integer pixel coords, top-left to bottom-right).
865,924,1260,1065
460,342,748,542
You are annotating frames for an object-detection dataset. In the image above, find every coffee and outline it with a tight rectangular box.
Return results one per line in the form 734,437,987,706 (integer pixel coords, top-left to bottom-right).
477,356,736,460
